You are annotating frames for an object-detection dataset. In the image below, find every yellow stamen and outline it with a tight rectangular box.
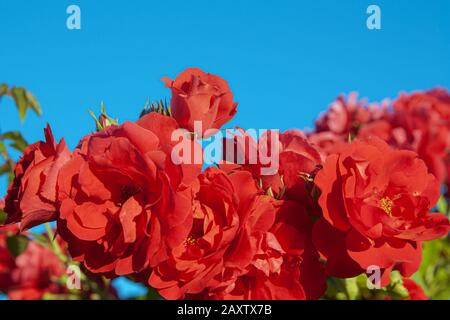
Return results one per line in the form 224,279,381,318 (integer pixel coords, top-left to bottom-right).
184,236,198,247
379,197,393,216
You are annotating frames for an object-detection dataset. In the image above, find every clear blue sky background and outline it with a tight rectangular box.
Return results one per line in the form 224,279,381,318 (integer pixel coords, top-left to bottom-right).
0,0,449,299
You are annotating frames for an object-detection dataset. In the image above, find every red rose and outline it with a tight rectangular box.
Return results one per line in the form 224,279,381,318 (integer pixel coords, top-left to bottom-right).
187,199,325,300
0,225,66,300
389,89,450,184
313,137,449,285
56,113,199,277
149,167,244,299
358,89,450,184
151,167,325,300
392,89,450,132
311,93,388,155
216,200,325,300
4,125,71,231
7,241,66,300
221,129,322,210
315,93,383,135
163,68,238,136
213,171,326,299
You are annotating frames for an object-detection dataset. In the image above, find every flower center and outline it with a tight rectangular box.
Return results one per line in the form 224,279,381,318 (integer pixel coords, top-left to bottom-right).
184,235,198,247
184,218,204,247
379,197,393,216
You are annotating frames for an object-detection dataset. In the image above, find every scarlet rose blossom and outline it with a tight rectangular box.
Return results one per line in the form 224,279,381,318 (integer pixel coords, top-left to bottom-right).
187,199,326,300
313,137,450,285
193,171,325,300
56,113,200,277
358,89,450,184
151,167,325,300
163,68,238,136
7,242,66,300
391,89,450,184
220,129,322,210
218,200,325,300
315,93,386,135
310,93,388,155
149,167,245,299
392,89,450,132
0,225,66,300
4,125,71,231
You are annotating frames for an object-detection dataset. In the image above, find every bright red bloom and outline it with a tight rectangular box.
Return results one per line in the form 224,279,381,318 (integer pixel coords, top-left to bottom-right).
150,168,325,300
313,137,449,285
149,167,246,299
390,89,450,184
221,129,322,209
392,88,450,133
0,225,66,300
162,68,238,136
358,89,450,184
56,113,200,277
4,125,71,231
212,199,326,300
310,93,388,155
7,242,66,300
315,93,387,136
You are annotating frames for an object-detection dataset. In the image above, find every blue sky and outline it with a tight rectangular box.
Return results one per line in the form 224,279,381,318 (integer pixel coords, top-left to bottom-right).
0,0,449,298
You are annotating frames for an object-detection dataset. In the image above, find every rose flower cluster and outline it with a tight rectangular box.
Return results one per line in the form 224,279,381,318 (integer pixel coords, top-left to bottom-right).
1,68,449,300
0,223,66,300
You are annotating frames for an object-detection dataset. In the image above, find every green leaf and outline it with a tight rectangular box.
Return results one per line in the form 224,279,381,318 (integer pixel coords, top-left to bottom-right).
25,90,42,116
6,235,29,257
2,131,28,152
8,86,41,122
10,87,28,122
